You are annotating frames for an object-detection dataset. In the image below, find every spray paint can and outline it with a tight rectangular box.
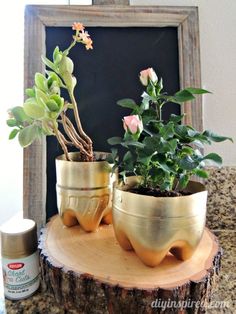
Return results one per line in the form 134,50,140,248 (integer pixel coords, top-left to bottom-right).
1,219,40,300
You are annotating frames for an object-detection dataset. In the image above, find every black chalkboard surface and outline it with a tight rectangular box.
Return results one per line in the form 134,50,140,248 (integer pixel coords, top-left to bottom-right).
46,26,180,220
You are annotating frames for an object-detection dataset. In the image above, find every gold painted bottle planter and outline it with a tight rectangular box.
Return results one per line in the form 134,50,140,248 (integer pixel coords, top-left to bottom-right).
56,152,117,231
113,177,208,267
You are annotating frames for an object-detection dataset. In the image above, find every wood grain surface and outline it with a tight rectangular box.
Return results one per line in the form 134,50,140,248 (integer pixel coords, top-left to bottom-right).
39,215,222,313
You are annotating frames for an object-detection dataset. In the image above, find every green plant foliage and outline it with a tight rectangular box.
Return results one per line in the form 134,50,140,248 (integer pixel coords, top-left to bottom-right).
9,129,19,140
108,68,233,192
18,125,41,147
6,24,93,151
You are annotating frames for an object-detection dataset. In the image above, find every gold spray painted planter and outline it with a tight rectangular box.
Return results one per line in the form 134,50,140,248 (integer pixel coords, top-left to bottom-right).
56,152,117,231
113,177,208,267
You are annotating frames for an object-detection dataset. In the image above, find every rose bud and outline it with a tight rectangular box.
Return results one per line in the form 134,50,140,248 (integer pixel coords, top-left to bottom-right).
139,68,158,86
123,115,143,137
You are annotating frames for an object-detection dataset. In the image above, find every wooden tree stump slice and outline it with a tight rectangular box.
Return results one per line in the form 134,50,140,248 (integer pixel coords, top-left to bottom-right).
39,215,222,314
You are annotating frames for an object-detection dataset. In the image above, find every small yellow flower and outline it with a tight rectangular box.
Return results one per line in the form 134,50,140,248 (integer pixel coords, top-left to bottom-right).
72,22,84,31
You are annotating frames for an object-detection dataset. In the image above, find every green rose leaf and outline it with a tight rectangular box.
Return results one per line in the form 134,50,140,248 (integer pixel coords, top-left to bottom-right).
106,148,118,164
179,155,199,170
18,125,39,147
173,90,195,103
137,150,152,165
194,169,209,178
193,140,205,149
179,174,190,189
107,137,122,145
111,148,118,159
174,125,188,139
185,87,211,95
117,98,138,110
142,108,157,125
168,139,178,153
157,138,176,154
123,151,134,171
123,151,132,162
203,153,222,166
203,130,233,143
122,141,145,149
9,129,19,140
158,162,175,174
156,77,163,94
169,114,185,123
159,122,174,140
160,180,172,192
180,146,195,155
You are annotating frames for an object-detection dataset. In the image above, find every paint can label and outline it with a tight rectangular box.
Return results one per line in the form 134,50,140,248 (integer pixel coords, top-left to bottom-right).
2,251,40,300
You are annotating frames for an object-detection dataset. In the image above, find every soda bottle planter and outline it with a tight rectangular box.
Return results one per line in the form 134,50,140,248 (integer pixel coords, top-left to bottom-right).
112,177,207,267
56,152,117,231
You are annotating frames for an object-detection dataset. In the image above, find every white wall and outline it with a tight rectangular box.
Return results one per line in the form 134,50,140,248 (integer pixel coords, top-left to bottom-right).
131,0,236,165
0,0,235,224
0,0,91,225
0,3,24,225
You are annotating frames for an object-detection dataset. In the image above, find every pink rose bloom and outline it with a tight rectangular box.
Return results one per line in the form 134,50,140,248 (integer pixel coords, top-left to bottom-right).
123,115,143,134
139,68,158,86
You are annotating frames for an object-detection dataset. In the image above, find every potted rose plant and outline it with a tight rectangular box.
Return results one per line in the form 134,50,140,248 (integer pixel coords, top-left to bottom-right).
7,23,116,231
108,68,232,267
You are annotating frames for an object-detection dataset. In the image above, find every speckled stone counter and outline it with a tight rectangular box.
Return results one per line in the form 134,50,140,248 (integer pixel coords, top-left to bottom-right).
3,167,236,314
206,167,236,230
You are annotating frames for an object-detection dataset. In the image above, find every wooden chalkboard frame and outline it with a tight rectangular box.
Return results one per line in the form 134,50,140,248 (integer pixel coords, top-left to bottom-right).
24,4,202,229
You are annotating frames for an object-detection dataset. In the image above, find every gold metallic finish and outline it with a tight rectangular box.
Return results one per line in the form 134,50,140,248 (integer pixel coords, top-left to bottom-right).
56,152,117,231
1,219,37,259
113,177,208,267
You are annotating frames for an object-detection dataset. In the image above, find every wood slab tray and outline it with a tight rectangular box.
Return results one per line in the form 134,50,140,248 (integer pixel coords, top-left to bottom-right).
39,215,222,314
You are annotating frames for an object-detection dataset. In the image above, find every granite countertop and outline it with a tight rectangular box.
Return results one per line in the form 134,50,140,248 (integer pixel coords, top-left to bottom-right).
2,167,236,314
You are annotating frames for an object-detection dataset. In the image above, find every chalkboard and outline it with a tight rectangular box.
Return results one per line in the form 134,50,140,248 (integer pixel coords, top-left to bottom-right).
24,5,202,229
45,26,180,220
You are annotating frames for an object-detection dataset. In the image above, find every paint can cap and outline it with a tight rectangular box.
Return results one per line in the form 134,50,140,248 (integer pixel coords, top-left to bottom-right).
1,219,37,258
